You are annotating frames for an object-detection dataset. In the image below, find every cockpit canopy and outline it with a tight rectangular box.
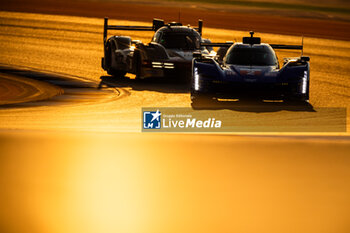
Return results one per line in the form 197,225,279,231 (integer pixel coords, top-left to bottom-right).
152,27,201,50
225,44,278,66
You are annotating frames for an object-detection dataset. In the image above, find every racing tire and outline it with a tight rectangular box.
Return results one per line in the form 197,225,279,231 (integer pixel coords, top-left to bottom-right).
104,42,112,70
107,69,127,78
183,71,193,84
133,51,142,80
106,44,127,78
283,96,309,105
284,81,310,105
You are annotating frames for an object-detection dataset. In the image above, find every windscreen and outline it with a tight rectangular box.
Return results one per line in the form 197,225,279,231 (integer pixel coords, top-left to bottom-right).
158,33,199,50
225,46,277,66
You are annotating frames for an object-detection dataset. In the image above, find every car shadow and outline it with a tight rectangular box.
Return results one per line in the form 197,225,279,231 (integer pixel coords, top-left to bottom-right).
192,99,315,113
99,75,315,113
0,66,114,108
98,75,190,93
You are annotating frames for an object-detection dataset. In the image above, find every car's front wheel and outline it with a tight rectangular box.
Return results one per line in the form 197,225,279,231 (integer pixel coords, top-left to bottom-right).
283,96,309,105
133,50,142,80
107,46,127,78
107,69,126,77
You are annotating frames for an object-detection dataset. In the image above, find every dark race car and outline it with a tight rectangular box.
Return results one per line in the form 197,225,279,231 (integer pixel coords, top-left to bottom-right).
101,18,215,81
191,32,310,107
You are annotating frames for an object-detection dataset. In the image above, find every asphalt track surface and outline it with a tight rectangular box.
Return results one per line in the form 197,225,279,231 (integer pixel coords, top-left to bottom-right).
0,73,63,105
0,6,350,233
1,0,350,40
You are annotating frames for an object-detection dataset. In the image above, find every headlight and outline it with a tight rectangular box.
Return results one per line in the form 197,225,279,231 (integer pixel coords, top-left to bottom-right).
152,62,163,68
164,63,174,69
194,67,200,91
301,71,308,94
151,62,175,69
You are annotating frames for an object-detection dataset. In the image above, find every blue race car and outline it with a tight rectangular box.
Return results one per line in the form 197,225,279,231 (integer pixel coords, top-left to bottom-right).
191,32,310,107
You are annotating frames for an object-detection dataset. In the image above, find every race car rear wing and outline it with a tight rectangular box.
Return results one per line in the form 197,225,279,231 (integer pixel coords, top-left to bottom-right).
103,17,163,44
270,44,303,50
103,17,204,45
272,36,305,55
202,31,304,50
201,42,233,47
195,20,203,36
